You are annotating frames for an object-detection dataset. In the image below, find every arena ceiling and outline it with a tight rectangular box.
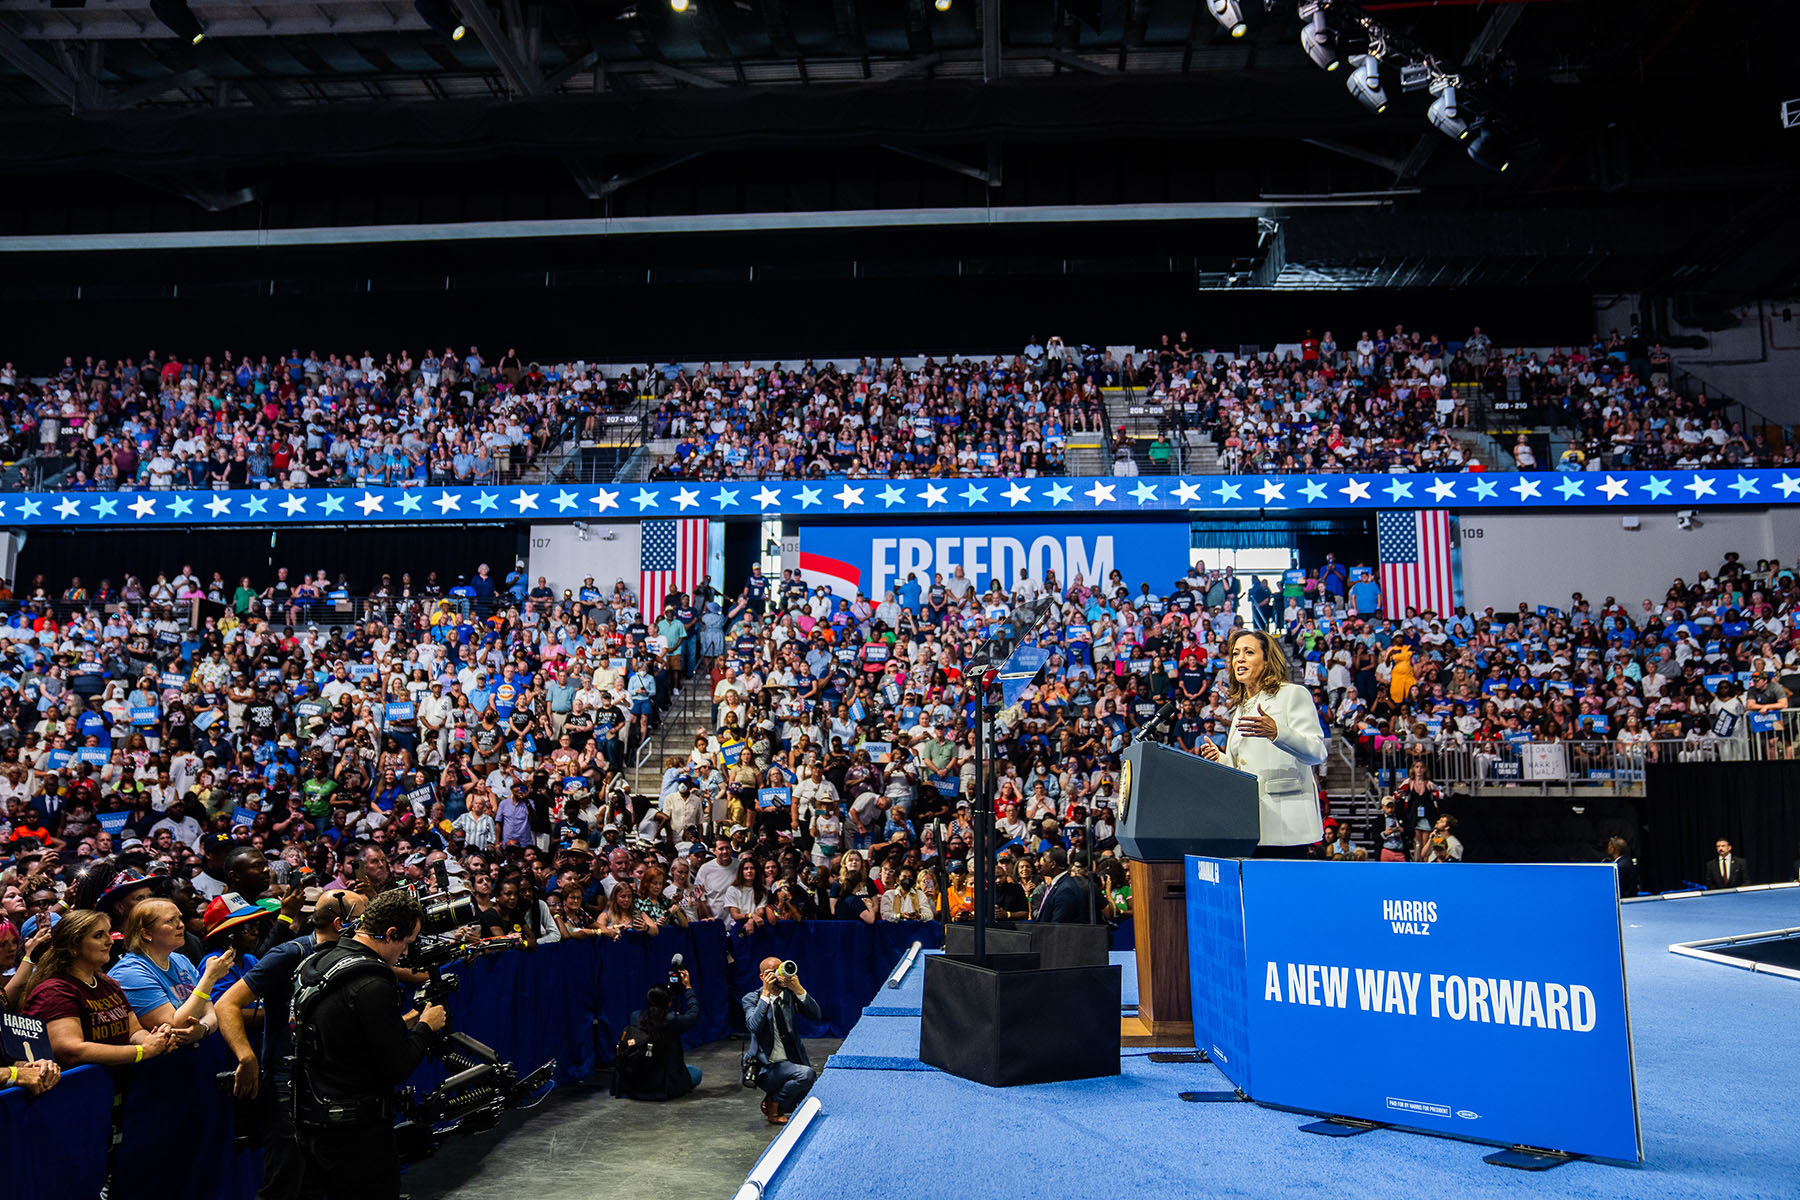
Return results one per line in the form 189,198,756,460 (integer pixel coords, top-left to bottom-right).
0,0,1794,295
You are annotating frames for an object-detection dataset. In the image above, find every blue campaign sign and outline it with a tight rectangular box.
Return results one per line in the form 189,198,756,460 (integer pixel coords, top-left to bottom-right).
77,747,109,766
1238,861,1640,1162
231,806,259,829
97,811,130,835
798,519,1191,602
130,706,160,726
1184,857,1255,1095
384,702,415,721
757,786,792,811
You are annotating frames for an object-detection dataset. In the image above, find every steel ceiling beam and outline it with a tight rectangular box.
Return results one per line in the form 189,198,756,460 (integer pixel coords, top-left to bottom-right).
0,20,82,106
442,0,543,96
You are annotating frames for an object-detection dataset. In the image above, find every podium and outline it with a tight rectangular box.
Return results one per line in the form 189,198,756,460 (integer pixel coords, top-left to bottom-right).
1115,740,1259,1043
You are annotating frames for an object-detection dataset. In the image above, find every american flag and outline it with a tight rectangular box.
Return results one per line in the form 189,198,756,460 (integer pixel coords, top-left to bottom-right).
640,519,709,624
1377,509,1456,619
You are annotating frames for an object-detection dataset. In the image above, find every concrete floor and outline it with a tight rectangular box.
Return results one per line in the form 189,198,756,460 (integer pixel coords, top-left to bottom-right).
402,1037,844,1200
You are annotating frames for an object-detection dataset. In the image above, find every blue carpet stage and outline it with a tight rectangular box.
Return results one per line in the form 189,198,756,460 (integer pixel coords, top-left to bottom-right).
757,889,1800,1200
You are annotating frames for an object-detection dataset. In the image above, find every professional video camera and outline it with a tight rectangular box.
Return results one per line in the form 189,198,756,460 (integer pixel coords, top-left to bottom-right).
383,880,556,1163
393,1027,556,1163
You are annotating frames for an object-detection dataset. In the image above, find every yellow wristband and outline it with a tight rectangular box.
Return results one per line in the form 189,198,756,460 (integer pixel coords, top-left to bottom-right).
134,1044,145,1064
6,1066,16,1086
277,915,294,926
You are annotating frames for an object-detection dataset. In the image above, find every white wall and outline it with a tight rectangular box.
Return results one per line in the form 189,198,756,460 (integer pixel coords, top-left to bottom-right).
1458,508,1800,613
1667,299,1800,424
526,522,641,599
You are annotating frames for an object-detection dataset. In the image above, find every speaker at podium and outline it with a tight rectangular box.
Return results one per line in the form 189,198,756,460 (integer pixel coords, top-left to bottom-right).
1115,739,1260,1043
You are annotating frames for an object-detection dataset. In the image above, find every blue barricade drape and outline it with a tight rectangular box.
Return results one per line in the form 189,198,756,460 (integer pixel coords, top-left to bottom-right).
0,1060,112,1199
1,919,963,1200
115,1037,262,1200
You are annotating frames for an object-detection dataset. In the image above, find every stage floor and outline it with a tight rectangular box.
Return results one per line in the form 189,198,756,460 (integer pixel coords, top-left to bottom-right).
756,888,1800,1200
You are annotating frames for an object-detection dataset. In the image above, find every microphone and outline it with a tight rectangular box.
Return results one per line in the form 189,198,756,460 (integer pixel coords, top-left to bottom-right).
1134,699,1177,744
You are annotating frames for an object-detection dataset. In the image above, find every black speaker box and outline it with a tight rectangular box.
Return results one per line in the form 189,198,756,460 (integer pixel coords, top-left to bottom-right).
1021,921,1111,969
919,955,1122,1087
942,924,1033,958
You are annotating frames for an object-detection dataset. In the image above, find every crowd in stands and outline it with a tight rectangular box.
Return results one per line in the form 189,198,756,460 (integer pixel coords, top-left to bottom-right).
5,325,1783,492
0,349,644,491
1128,325,1789,475
644,338,1119,482
1279,551,1799,791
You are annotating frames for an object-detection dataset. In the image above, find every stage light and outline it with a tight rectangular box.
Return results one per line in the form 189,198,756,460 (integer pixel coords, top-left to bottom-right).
149,0,204,43
670,0,691,11
1467,123,1513,173
1427,85,1469,142
1208,0,1248,38
935,0,952,10
1299,3,1338,72
414,0,466,40
1346,53,1386,114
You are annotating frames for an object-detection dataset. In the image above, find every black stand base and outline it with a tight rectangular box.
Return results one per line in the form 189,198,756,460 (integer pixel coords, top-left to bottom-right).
1021,921,1111,969
919,955,1121,1088
1300,1117,1384,1138
1178,1089,1248,1103
942,925,1035,959
1483,1147,1583,1171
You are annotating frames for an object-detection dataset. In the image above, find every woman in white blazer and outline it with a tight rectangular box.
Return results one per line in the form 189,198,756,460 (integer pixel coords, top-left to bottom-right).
1199,628,1327,855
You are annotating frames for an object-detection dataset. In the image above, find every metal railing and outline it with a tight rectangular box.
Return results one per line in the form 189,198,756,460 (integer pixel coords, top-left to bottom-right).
1360,732,1792,797
633,666,704,795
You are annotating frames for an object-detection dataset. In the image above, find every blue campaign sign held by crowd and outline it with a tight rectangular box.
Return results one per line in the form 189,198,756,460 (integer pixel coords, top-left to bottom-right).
1233,860,1641,1162
799,519,1190,602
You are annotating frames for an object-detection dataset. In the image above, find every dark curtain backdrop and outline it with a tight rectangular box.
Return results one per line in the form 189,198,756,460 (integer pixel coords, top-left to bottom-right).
1640,763,1800,892
16,525,524,599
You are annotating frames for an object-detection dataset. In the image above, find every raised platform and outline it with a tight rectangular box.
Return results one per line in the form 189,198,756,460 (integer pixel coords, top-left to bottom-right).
751,888,1800,1200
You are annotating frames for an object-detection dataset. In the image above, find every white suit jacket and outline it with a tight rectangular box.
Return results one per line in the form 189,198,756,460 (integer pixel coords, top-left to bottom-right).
1221,681,1328,846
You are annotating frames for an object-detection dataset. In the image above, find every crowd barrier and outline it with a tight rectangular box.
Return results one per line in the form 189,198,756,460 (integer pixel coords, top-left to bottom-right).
1,917,1132,1200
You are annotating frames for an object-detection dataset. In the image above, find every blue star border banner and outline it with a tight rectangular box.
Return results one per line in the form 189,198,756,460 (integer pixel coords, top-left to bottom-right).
0,469,1794,527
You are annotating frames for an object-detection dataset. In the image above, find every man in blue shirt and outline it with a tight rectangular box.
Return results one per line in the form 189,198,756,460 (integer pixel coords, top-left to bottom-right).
1349,567,1382,617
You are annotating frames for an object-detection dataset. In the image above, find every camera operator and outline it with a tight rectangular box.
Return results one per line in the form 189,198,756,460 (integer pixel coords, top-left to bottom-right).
291,890,447,1200
217,889,367,1200
612,957,701,1102
741,958,821,1125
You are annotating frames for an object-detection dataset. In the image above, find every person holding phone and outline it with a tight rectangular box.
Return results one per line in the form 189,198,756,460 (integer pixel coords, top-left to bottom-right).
1199,629,1327,857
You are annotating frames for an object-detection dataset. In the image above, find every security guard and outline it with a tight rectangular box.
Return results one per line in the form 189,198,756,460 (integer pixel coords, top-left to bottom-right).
291,890,447,1200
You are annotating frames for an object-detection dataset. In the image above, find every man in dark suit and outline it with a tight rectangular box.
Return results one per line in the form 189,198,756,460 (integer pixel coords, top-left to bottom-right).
742,958,822,1125
1703,838,1751,890
1035,847,1099,923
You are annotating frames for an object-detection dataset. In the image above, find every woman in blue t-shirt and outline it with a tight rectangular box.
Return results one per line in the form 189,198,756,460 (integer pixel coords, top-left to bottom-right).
112,898,234,1043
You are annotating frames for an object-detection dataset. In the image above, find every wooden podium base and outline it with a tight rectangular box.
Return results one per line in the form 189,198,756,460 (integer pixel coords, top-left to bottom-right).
1128,859,1192,1031
1119,1014,1193,1048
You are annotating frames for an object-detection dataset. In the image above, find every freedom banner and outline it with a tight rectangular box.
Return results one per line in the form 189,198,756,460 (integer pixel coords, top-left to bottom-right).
799,519,1190,602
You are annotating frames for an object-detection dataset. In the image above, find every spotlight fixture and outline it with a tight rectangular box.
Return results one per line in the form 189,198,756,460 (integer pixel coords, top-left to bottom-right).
149,0,204,43
414,0,466,40
1467,122,1514,173
935,0,952,9
1208,0,1248,38
1346,53,1386,114
670,0,690,10
1426,83,1469,141
1299,3,1338,71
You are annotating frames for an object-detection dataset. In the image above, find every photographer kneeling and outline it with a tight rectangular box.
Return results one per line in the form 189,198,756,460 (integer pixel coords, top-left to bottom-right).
291,890,447,1200
613,956,701,1101
741,957,821,1125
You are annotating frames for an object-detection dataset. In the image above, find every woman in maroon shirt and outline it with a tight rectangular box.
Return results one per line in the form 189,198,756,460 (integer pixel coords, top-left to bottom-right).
21,910,176,1067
